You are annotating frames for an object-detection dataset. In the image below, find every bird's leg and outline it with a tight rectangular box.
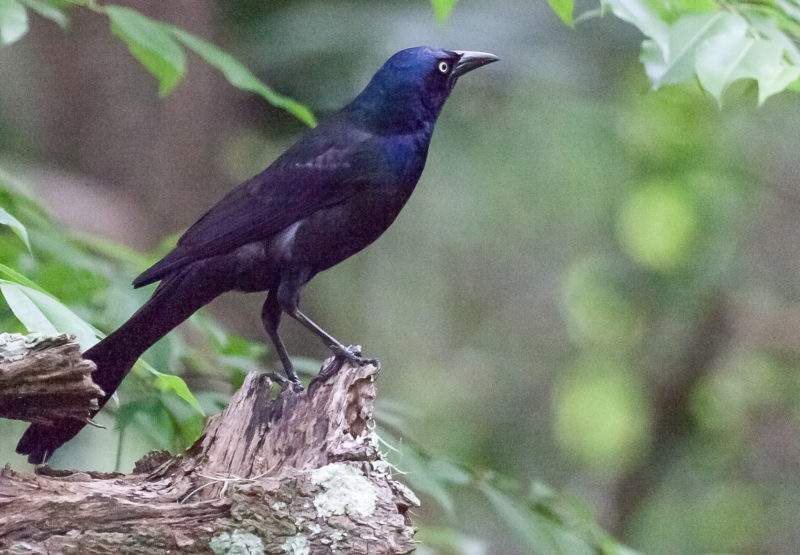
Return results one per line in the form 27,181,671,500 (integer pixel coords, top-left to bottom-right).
277,268,378,368
289,308,378,366
261,293,303,391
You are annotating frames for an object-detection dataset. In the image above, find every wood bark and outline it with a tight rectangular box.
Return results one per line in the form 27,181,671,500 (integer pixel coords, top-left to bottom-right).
0,343,418,554
0,333,102,426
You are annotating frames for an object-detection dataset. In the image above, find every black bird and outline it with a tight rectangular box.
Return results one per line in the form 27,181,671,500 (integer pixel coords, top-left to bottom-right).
17,46,498,464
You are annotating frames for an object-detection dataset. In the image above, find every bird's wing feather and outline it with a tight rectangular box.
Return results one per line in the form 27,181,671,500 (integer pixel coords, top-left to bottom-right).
134,122,378,287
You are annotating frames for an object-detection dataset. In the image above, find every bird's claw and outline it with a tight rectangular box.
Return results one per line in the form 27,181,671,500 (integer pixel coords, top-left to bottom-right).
266,371,304,393
331,344,379,367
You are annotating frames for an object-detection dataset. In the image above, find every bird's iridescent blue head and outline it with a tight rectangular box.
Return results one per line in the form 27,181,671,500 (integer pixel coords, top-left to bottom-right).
347,46,499,133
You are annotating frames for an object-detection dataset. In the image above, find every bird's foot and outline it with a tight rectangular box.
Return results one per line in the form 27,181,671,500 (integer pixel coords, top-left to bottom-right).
266,371,304,393
311,345,379,387
330,344,380,367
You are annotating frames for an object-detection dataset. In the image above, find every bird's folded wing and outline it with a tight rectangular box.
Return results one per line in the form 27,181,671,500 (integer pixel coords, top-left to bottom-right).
134,128,378,287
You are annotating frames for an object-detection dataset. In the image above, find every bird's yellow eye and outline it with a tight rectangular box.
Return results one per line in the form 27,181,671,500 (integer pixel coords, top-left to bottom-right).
437,61,450,74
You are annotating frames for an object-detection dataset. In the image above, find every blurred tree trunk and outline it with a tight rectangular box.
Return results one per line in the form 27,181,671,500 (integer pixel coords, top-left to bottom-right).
28,0,232,242
608,296,731,537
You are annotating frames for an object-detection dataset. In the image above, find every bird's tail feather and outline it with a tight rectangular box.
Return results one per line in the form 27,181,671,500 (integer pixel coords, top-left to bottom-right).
16,265,225,464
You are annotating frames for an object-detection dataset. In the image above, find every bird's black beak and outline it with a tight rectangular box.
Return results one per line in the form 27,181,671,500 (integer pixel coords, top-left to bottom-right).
452,50,499,78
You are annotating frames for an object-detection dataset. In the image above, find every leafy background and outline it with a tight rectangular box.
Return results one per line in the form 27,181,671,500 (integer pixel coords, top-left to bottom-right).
2,0,800,553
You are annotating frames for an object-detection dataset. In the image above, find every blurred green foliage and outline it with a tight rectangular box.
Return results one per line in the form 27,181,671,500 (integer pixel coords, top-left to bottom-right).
554,355,649,470
430,0,459,23
0,175,209,447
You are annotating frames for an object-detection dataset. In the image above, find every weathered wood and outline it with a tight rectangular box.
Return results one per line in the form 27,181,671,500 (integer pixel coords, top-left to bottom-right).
0,333,103,426
0,351,418,554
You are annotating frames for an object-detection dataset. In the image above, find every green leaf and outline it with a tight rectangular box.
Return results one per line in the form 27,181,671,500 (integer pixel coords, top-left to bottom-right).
602,2,800,103
0,282,57,335
0,281,99,348
656,0,717,21
480,482,595,555
116,398,176,450
19,0,67,28
0,0,28,45
417,528,486,554
0,206,30,250
132,356,205,417
0,261,45,291
431,0,458,22
641,11,731,87
149,365,205,416
752,14,800,65
601,0,669,56
0,169,206,420
695,15,800,104
547,0,574,26
381,429,456,514
105,5,185,96
170,28,316,127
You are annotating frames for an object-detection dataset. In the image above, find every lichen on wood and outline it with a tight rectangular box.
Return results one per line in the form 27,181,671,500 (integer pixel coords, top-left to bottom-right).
0,350,418,554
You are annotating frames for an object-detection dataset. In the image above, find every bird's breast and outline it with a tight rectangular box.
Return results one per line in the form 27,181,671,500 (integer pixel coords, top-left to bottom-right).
267,129,433,274
380,131,430,186
269,186,412,273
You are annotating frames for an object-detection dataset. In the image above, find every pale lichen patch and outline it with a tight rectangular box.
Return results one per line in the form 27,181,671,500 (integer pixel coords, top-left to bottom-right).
0,332,46,362
311,462,378,518
281,534,310,555
370,459,392,474
209,530,265,555
330,530,347,541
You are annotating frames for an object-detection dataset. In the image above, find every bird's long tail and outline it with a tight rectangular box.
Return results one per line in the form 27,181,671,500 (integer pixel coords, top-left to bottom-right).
16,265,226,464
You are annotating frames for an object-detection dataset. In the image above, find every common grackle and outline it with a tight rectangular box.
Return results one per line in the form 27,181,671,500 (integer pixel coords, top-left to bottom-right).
17,46,498,464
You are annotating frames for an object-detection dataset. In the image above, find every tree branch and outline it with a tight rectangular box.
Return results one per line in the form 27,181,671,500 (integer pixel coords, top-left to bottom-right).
0,341,418,554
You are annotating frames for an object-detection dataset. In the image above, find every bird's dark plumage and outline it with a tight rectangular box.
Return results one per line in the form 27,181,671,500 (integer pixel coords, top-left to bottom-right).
17,46,498,464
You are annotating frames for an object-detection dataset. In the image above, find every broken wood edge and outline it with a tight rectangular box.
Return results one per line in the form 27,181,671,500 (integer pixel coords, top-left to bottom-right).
0,333,103,426
0,351,419,554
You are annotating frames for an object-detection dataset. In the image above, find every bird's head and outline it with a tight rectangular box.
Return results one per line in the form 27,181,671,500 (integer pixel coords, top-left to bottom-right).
348,46,499,133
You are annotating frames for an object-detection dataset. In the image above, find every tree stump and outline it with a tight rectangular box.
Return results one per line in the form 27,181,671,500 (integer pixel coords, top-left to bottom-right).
0,338,419,554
